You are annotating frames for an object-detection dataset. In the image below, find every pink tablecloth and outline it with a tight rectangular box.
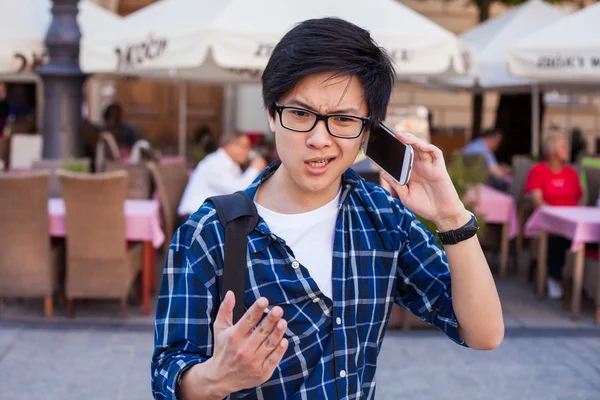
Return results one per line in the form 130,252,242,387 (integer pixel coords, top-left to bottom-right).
469,185,518,239
525,206,600,252
48,198,165,249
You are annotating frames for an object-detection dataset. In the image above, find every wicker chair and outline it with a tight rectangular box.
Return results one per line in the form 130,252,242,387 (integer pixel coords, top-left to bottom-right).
57,170,142,318
147,160,189,251
94,132,121,173
32,158,91,198
0,172,60,317
584,166,600,206
509,155,536,255
105,161,152,199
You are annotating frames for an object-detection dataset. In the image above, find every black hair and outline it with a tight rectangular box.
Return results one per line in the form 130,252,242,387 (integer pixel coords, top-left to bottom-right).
262,17,396,125
481,128,503,138
103,103,122,122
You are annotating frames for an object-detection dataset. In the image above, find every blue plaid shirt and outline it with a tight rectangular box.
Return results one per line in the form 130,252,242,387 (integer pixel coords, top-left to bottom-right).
152,162,465,400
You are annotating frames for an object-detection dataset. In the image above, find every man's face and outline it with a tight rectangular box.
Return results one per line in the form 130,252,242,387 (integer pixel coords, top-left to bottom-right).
488,133,502,152
268,72,367,196
227,135,253,165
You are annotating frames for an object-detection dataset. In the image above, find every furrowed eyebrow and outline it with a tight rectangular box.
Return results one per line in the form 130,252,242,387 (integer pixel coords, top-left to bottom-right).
285,99,360,115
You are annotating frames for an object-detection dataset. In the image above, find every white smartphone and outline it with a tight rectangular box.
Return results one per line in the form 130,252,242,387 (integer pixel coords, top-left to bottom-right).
365,122,414,186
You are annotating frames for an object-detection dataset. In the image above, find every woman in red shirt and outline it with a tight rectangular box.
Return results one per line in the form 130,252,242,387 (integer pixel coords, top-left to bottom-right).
525,130,583,298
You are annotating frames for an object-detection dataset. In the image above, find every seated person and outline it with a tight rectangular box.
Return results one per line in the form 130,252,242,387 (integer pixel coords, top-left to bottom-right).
178,130,267,218
102,103,140,158
525,129,583,299
463,128,510,190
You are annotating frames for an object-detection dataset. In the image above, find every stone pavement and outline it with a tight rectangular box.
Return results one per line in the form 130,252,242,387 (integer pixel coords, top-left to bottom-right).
1,270,600,399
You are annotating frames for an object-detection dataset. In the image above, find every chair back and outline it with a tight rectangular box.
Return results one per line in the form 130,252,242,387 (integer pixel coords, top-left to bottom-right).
509,155,535,203
0,172,53,296
94,132,121,172
148,160,189,247
129,139,151,164
58,170,143,300
105,160,152,199
584,166,600,206
32,158,91,198
58,170,128,262
9,133,43,170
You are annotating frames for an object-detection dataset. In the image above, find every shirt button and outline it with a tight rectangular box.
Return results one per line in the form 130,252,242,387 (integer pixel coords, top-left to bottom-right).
312,297,320,303
339,370,346,378
291,261,300,269
336,317,342,325
270,234,277,241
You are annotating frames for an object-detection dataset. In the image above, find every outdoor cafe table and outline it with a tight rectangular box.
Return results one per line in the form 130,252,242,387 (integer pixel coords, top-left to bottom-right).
525,206,600,323
48,198,165,316
469,185,519,278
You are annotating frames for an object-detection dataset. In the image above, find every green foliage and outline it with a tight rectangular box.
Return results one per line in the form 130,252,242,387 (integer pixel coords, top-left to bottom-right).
417,153,488,245
61,157,89,173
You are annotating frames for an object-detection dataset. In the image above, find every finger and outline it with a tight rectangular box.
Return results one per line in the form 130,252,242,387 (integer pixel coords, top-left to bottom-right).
394,131,422,146
232,297,269,337
213,290,235,332
254,317,287,361
394,132,430,162
382,174,409,202
246,306,284,352
412,141,444,164
262,338,289,373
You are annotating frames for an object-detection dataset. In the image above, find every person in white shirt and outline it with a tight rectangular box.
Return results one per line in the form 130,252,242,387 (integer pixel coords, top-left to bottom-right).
178,130,267,217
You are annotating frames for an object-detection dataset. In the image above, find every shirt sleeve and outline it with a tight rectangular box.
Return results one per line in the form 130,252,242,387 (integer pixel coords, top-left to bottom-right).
525,164,543,192
394,205,466,347
484,148,498,167
151,217,222,399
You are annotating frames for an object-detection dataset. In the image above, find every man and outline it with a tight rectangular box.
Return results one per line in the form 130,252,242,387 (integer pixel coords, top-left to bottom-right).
102,102,139,154
178,130,267,217
462,128,510,189
152,18,504,400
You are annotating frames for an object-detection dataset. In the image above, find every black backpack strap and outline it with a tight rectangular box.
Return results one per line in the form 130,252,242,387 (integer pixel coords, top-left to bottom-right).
206,191,259,324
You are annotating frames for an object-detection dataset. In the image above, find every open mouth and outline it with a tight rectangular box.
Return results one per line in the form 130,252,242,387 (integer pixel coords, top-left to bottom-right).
308,158,333,168
307,158,334,168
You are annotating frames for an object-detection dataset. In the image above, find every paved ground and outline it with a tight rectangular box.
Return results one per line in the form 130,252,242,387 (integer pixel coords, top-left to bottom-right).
1,252,600,399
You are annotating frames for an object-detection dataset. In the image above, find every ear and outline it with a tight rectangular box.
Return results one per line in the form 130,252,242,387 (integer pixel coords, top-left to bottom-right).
267,111,276,133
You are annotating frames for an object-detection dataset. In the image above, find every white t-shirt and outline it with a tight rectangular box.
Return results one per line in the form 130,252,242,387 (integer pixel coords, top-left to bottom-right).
178,149,260,216
255,191,341,300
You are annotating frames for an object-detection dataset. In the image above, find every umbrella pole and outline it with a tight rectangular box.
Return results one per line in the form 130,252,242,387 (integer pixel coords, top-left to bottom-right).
531,84,540,158
178,81,188,157
565,91,573,143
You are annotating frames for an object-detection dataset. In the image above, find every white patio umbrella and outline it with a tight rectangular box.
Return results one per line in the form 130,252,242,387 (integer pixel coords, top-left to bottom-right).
508,2,600,82
80,0,247,82
433,0,566,91
0,0,122,78
507,2,600,156
81,0,473,80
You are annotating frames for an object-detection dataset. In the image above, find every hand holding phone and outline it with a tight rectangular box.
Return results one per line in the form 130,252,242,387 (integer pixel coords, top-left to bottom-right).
365,122,414,186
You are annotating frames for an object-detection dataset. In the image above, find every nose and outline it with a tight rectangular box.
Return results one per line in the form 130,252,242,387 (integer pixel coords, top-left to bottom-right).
306,120,333,149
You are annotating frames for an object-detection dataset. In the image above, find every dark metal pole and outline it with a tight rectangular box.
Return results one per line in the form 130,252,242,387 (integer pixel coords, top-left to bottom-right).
38,0,85,159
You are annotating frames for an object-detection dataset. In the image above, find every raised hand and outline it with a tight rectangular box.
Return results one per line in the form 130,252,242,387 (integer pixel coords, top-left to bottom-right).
382,131,467,230
205,291,289,395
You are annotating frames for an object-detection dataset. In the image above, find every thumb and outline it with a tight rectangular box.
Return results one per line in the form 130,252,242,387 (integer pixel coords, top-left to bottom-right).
214,290,235,331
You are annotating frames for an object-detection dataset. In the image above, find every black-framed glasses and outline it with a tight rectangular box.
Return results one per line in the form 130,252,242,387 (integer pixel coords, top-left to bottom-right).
274,102,370,139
